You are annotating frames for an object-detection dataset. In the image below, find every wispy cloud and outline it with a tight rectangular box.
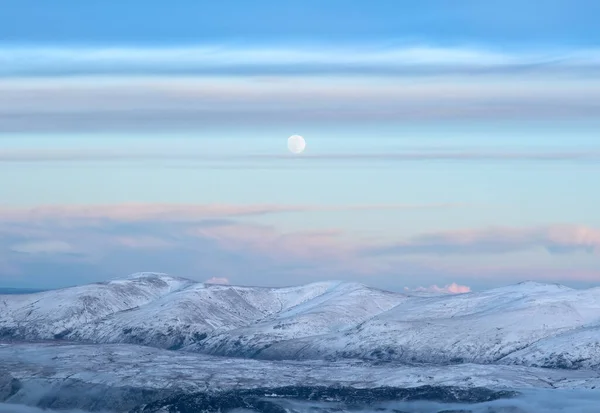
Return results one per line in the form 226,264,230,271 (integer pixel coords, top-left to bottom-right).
1,211,599,289
1,148,600,165
367,225,600,256
0,202,457,287
2,46,600,131
9,240,75,255
0,202,463,222
204,277,230,285
0,215,363,288
407,263,600,285
1,45,600,77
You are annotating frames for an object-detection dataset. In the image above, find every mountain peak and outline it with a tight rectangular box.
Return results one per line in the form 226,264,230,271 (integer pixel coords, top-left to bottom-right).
487,280,573,294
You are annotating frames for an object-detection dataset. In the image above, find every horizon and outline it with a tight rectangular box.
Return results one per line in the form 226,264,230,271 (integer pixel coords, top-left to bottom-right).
2,0,599,292
0,271,588,295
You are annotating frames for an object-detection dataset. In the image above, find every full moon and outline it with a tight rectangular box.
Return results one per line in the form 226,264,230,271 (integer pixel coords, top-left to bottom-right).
287,135,306,154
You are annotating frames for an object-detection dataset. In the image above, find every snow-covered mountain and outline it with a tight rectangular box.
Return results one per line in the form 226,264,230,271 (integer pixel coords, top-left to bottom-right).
2,274,600,369
187,280,405,356
257,281,600,365
0,273,193,340
66,279,366,349
500,325,600,369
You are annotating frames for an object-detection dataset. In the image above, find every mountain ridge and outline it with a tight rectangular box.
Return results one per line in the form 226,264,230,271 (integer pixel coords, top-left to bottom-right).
1,273,599,369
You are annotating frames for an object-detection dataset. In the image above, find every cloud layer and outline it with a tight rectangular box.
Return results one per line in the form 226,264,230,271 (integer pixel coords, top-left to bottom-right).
404,283,471,294
0,203,461,221
1,148,600,167
2,45,600,131
2,45,600,77
0,203,599,290
368,225,600,256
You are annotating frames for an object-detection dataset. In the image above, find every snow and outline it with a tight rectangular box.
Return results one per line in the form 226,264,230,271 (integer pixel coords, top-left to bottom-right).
0,274,194,339
190,281,406,356
257,280,600,364
500,325,600,369
2,273,600,370
1,342,599,393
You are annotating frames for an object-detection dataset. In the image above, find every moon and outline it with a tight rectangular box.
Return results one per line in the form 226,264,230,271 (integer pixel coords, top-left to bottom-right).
287,135,306,154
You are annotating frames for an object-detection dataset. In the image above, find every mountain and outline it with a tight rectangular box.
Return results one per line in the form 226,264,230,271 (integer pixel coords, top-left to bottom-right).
257,282,600,365
186,280,405,357
2,274,600,370
66,280,365,350
500,325,600,369
0,273,193,340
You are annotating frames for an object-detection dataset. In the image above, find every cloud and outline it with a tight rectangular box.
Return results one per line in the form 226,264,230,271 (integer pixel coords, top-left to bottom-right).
9,240,75,255
1,45,600,77
254,151,600,162
404,283,471,294
189,224,352,263
3,103,600,133
0,203,463,221
1,148,600,166
112,236,173,249
0,211,367,288
0,202,468,289
426,266,600,284
1,206,599,289
367,225,600,256
205,277,230,285
2,56,600,132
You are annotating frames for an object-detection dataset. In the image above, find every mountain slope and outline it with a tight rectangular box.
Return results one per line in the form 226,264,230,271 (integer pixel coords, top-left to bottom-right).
187,281,406,356
2,274,600,369
500,325,600,369
0,273,193,339
1,275,391,351
66,280,348,349
256,282,600,365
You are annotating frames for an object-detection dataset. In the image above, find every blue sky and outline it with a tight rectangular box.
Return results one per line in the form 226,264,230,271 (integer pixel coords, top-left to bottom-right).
2,0,600,46
1,1,600,291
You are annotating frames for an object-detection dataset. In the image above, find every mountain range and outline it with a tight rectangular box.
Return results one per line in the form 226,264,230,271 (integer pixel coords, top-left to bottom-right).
2,272,600,370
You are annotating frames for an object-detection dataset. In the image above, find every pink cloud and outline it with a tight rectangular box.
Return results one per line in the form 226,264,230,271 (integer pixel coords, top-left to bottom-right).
2,206,600,288
189,223,354,263
113,236,173,249
443,283,471,293
405,283,471,294
370,225,600,256
0,202,462,222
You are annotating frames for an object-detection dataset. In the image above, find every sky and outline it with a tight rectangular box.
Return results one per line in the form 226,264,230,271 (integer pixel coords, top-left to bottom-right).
1,0,600,292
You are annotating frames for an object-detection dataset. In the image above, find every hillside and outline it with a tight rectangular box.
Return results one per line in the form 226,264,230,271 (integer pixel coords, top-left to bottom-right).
2,274,600,369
